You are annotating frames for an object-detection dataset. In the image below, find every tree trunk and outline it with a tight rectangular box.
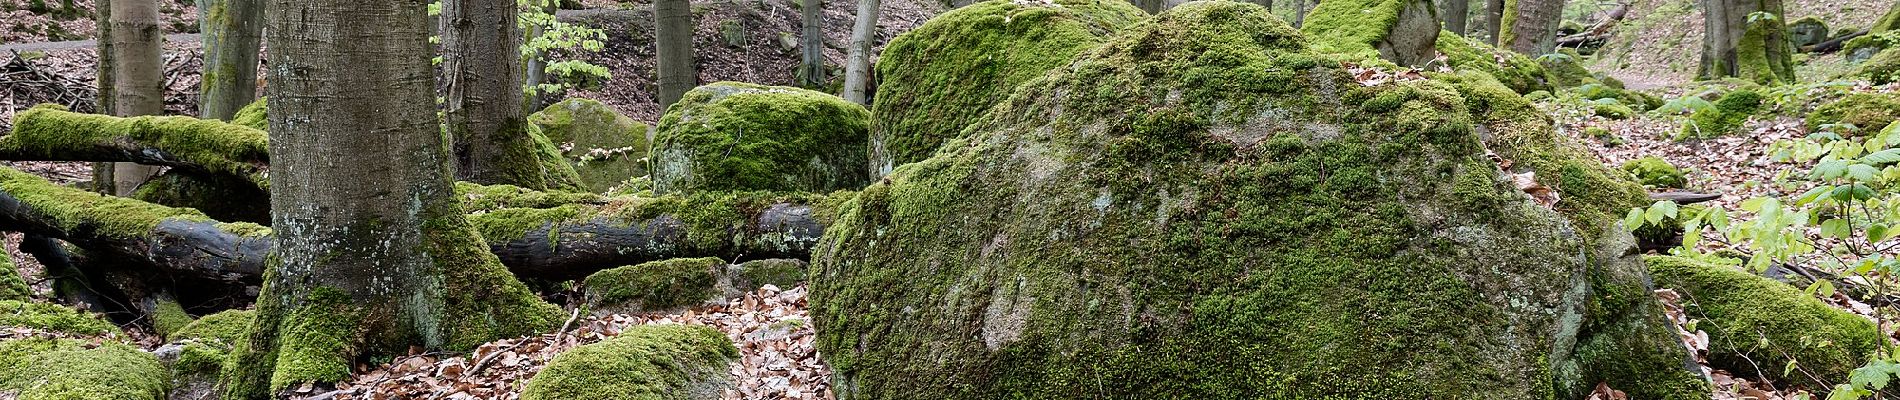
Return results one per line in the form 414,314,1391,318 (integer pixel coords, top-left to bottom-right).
799,0,825,88
1132,0,1163,14
841,0,878,104
525,0,554,110
1294,0,1306,27
196,0,263,121
1500,0,1560,54
220,0,561,395
442,0,550,190
1443,0,1468,36
108,0,164,197
655,0,697,109
1483,0,1504,44
1697,0,1794,83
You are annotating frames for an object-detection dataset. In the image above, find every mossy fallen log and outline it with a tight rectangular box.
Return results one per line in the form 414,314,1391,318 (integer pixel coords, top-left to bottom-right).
0,166,839,284
1,104,270,190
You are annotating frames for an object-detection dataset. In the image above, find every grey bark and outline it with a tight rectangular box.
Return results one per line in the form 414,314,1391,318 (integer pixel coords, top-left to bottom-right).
1443,0,1468,35
841,0,878,104
108,0,164,196
196,0,264,121
1294,0,1306,27
1697,0,1793,82
799,0,825,87
1501,0,1562,54
221,0,559,394
1132,0,1163,14
90,0,112,196
442,0,549,189
1484,0,1504,44
656,0,697,109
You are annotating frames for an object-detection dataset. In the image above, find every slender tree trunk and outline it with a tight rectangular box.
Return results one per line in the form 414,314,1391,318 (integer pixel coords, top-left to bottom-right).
1443,0,1468,35
220,0,560,395
1483,0,1504,44
841,0,878,104
524,0,555,110
92,0,115,195
442,0,549,189
799,0,825,88
655,0,697,109
1132,0,1162,14
1500,0,1562,54
1294,0,1306,27
108,0,164,197
196,0,263,121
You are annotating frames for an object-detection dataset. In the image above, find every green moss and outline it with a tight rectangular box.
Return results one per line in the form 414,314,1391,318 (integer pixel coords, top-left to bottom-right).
231,97,267,131
528,98,651,193
216,222,272,237
1845,31,1900,60
1647,255,1880,390
172,309,255,346
0,338,170,400
1435,32,1553,94
519,324,737,400
584,257,723,312
1680,89,1763,139
173,341,231,374
1787,16,1829,46
1872,5,1900,34
1594,103,1636,119
870,0,1143,176
265,287,361,391
653,82,872,194
5,104,270,188
528,122,589,192
0,166,212,238
153,298,192,339
1852,47,1900,85
1621,156,1686,188
732,258,806,291
1733,13,1796,85
470,205,585,246
1541,51,1596,88
1806,92,1900,132
419,208,564,351
0,250,32,301
455,181,604,212
132,171,271,223
1301,0,1421,65
811,4,1700,398
0,300,118,335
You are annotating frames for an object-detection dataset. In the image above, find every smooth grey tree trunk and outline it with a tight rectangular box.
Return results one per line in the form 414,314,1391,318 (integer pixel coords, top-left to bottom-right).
1484,0,1504,44
196,0,263,121
108,0,164,196
92,0,115,195
1501,0,1562,54
525,0,556,110
442,0,549,189
841,0,878,104
1294,0,1306,27
656,0,697,109
219,0,559,395
1443,0,1468,35
799,0,825,88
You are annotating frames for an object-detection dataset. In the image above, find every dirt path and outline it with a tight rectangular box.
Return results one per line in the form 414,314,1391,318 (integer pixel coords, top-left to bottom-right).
0,33,201,53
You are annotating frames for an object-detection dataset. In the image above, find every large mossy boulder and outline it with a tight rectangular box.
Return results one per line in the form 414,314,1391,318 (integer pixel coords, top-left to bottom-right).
530,98,652,193
1301,0,1441,66
1435,32,1553,94
159,309,255,400
0,301,168,399
1680,89,1763,139
810,2,1705,398
1853,47,1900,85
652,82,872,194
1646,256,1881,391
519,324,737,400
582,257,725,314
1788,16,1829,47
1807,92,1900,132
868,0,1144,177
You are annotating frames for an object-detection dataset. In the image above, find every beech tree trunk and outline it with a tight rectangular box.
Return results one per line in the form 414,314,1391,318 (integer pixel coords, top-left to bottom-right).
442,0,550,189
1444,0,1468,36
197,0,263,121
220,0,561,395
656,0,697,109
799,0,825,88
1294,0,1306,27
841,0,878,104
1501,0,1562,55
108,0,163,196
1697,0,1794,83
92,0,116,195
1484,0,1504,44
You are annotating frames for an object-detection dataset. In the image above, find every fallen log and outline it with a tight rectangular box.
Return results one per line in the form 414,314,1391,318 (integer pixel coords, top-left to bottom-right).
0,166,839,283
1649,191,1721,205
0,105,270,190
1804,29,1868,54
1555,2,1628,48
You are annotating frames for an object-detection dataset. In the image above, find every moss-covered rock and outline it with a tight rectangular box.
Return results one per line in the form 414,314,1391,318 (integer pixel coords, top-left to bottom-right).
811,3,1704,398
152,298,192,339
0,338,170,399
0,300,118,335
161,309,253,399
529,98,652,193
1301,0,1441,66
519,324,736,400
1595,103,1636,119
1541,51,1596,88
1806,92,1900,132
1788,16,1829,47
652,82,872,195
1852,47,1900,85
729,258,806,291
868,0,1144,177
1846,30,1899,62
1435,32,1553,94
1646,255,1880,391
0,250,31,302
1680,89,1763,139
173,309,254,347
1577,83,1664,111
231,97,267,131
1621,156,1686,188
583,257,724,313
